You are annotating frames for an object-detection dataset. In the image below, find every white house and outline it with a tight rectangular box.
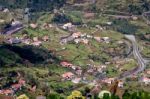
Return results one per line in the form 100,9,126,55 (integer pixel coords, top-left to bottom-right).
63,23,73,30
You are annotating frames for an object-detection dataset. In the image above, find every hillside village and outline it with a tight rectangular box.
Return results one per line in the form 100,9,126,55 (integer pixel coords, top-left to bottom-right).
0,0,150,99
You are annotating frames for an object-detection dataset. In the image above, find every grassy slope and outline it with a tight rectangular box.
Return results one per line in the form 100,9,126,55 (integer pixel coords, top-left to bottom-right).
1,1,150,96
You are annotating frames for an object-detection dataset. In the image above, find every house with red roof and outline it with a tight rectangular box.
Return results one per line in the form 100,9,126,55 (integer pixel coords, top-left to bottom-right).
72,32,81,38
11,84,22,91
19,79,26,85
62,72,74,80
60,61,73,67
0,89,14,95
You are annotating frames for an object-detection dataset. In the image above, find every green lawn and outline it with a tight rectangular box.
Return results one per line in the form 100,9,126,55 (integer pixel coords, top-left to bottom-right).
122,59,137,70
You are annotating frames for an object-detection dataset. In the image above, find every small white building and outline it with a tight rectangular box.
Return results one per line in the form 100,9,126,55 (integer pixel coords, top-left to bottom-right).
72,78,81,84
106,22,112,25
63,23,73,30
11,21,21,26
30,23,38,29
74,39,80,44
80,33,87,37
86,35,93,38
118,81,124,88
102,37,110,43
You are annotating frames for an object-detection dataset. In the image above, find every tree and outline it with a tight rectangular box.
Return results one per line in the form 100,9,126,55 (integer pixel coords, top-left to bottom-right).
98,90,111,99
17,94,29,99
67,90,85,99
113,19,138,34
0,0,66,11
47,93,63,99
52,13,71,23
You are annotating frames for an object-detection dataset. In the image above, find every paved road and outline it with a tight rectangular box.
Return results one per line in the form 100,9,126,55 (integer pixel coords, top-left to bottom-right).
0,24,23,35
119,35,149,79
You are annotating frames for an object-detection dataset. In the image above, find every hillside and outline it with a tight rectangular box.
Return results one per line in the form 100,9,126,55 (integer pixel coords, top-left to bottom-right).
0,0,150,99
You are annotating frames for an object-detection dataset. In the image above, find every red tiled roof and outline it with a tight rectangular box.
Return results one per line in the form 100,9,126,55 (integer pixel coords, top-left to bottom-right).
0,89,14,95
72,32,81,38
60,61,73,67
62,72,74,78
19,79,26,85
11,84,21,89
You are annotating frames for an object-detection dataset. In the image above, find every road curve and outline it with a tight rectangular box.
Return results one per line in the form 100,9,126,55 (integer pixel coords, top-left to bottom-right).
119,35,148,79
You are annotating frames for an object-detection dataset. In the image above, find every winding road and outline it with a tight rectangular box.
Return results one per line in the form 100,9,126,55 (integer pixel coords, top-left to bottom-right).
0,24,23,35
119,35,149,79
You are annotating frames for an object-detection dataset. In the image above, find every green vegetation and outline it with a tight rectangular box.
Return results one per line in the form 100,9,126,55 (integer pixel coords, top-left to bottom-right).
0,44,60,66
112,19,138,34
0,0,150,98
106,65,119,77
141,45,150,58
52,13,71,24
66,11,83,25
86,0,150,15
0,0,66,10
46,90,150,99
0,47,22,66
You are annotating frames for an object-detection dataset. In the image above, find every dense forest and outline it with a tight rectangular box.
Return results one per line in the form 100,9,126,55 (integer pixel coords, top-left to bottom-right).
0,0,150,14
0,0,66,11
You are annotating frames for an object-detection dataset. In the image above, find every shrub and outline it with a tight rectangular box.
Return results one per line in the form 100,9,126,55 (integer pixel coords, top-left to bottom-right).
67,90,85,99
112,19,138,34
52,13,71,24
47,93,64,99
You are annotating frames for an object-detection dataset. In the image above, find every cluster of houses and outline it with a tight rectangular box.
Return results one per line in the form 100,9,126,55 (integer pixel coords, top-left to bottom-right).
59,57,150,87
60,25,111,45
60,61,124,88
3,22,55,46
6,35,49,46
0,71,38,97
60,61,111,84
29,23,55,30
86,64,107,75
127,71,150,85
100,78,124,88
60,61,82,83
0,78,26,95
138,69,150,85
